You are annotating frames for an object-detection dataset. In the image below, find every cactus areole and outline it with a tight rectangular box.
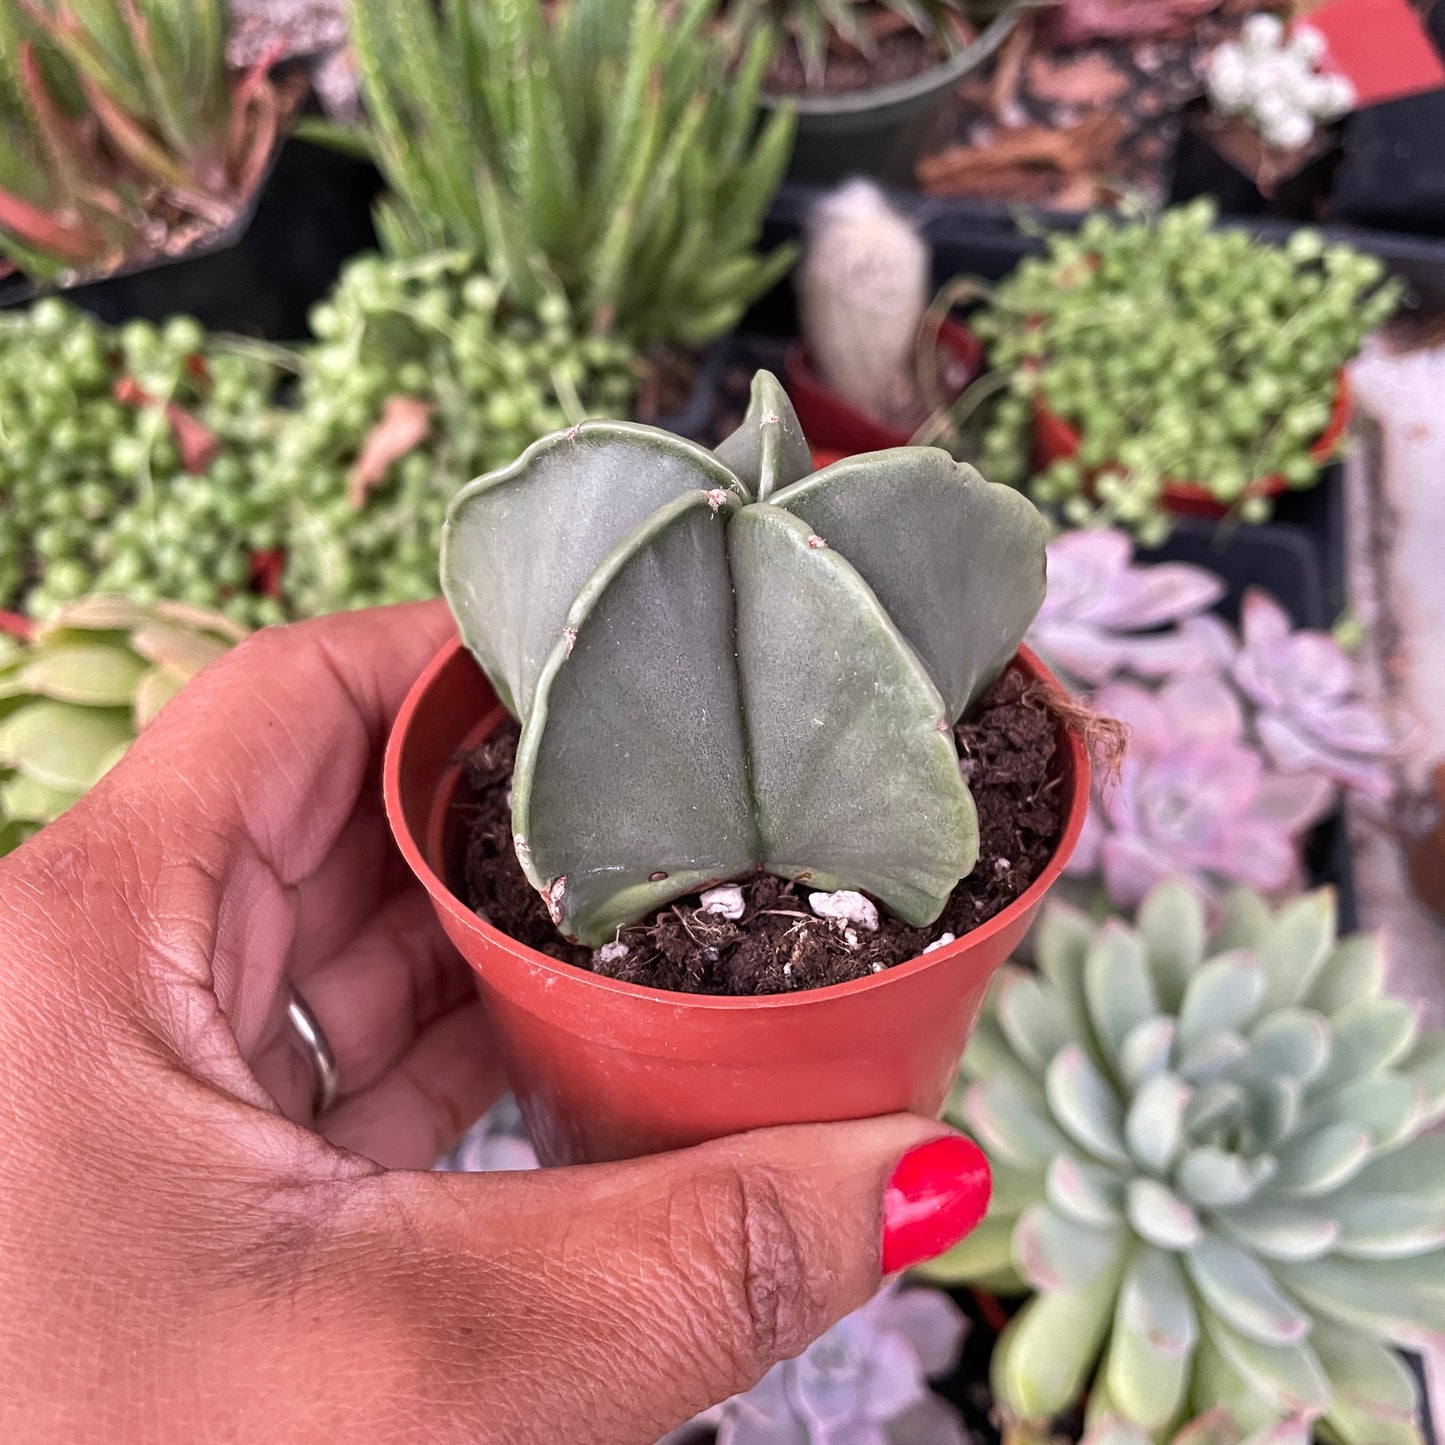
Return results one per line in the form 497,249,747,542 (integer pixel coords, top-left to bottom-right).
440,371,1049,948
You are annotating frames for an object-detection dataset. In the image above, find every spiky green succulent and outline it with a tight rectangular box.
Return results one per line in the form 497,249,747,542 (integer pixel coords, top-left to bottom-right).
441,371,1048,946
0,596,244,853
926,880,1445,1445
350,0,795,349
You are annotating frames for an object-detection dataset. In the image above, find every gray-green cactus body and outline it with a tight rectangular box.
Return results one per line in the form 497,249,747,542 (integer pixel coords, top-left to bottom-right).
929,881,1445,1445
442,372,1048,945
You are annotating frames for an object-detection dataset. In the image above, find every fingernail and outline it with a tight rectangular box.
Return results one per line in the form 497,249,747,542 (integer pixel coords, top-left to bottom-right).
881,1134,992,1275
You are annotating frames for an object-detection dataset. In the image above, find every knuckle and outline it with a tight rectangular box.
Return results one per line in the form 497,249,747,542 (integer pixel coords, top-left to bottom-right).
693,1164,821,1375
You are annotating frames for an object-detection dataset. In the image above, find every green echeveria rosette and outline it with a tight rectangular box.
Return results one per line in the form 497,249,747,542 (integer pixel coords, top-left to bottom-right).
0,596,246,854
926,880,1445,1445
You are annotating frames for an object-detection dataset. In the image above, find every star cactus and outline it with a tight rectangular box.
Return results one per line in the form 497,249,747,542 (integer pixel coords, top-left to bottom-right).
441,371,1049,945
927,881,1445,1445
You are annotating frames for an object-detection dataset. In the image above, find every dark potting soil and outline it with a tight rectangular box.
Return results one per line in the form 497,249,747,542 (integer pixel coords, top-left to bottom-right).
765,25,943,96
451,667,1065,997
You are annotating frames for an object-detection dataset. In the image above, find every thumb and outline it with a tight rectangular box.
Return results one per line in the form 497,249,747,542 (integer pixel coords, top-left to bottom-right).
330,1114,990,1445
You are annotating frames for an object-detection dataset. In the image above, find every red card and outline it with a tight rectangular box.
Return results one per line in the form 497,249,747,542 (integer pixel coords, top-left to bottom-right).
1300,0,1445,107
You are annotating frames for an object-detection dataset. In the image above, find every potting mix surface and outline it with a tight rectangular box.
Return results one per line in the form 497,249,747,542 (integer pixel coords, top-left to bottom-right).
451,666,1064,996
765,26,943,96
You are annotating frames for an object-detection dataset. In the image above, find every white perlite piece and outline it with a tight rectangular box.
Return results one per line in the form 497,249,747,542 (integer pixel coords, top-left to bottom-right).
922,932,957,954
699,884,746,920
595,940,630,965
808,889,880,931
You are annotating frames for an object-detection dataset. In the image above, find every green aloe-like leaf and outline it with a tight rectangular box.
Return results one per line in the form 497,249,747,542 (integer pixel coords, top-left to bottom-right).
1048,1045,1131,1167
0,771,81,823
1177,1147,1274,1210
1126,1179,1201,1251
1302,934,1385,1016
1124,1072,1191,1174
1015,1203,1124,1293
1136,878,1205,1014
993,1246,1127,1424
1200,1314,1330,1418
19,643,147,706
997,967,1074,1075
1086,922,1160,1077
1103,1246,1197,1431
1185,1236,1310,1344
1310,1321,1424,1445
1047,1153,1125,1229
965,1076,1068,1170
444,375,1046,943
1256,892,1336,1012
1179,952,1266,1046
0,700,132,792
1216,1203,1337,1263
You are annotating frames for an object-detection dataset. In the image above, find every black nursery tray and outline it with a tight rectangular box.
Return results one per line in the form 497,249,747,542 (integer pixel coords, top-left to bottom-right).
0,138,385,340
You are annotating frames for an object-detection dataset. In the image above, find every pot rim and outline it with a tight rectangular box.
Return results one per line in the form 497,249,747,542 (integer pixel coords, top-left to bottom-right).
758,2,1025,117
384,635,1090,1012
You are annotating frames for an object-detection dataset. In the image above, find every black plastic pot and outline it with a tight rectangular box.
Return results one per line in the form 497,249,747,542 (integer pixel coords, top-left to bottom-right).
761,7,1024,187
1,138,384,340
1168,109,1345,222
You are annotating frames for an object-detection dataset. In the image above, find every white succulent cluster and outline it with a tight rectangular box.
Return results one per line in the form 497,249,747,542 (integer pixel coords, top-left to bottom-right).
1206,15,1355,152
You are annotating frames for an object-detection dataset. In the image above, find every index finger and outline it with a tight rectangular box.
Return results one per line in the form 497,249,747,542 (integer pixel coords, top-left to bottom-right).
110,600,458,887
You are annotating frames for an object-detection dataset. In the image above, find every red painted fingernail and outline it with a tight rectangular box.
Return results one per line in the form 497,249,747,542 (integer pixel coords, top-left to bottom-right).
881,1134,992,1275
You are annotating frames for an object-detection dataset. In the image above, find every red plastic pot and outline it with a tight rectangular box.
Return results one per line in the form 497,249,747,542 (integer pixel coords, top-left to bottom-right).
783,317,984,459
1032,370,1353,520
384,635,1090,1166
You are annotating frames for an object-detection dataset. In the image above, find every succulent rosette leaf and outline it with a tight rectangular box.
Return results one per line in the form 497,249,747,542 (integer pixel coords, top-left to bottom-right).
0,596,245,853
1231,589,1407,801
927,881,1445,1445
1027,531,1226,691
1082,1407,1309,1445
1069,675,1333,911
442,371,1049,945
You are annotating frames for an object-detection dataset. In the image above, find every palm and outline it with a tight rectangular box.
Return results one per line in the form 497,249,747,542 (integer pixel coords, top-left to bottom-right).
112,602,500,1170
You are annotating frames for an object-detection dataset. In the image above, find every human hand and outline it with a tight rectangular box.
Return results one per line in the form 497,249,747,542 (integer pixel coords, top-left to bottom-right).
0,602,989,1444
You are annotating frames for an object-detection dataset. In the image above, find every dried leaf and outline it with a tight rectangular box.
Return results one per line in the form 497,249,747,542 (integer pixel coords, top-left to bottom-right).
347,395,434,507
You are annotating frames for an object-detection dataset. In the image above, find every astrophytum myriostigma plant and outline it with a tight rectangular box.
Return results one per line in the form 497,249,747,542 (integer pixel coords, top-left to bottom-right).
926,881,1445,1445
441,372,1048,946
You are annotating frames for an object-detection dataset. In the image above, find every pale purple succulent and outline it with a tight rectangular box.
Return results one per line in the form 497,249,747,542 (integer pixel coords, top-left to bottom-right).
658,1285,969,1445
1070,673,1334,910
435,1095,539,1174
1230,588,1406,799
1027,529,1226,689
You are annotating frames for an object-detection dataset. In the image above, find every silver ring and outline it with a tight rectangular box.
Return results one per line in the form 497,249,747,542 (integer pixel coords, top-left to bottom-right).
287,988,339,1117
